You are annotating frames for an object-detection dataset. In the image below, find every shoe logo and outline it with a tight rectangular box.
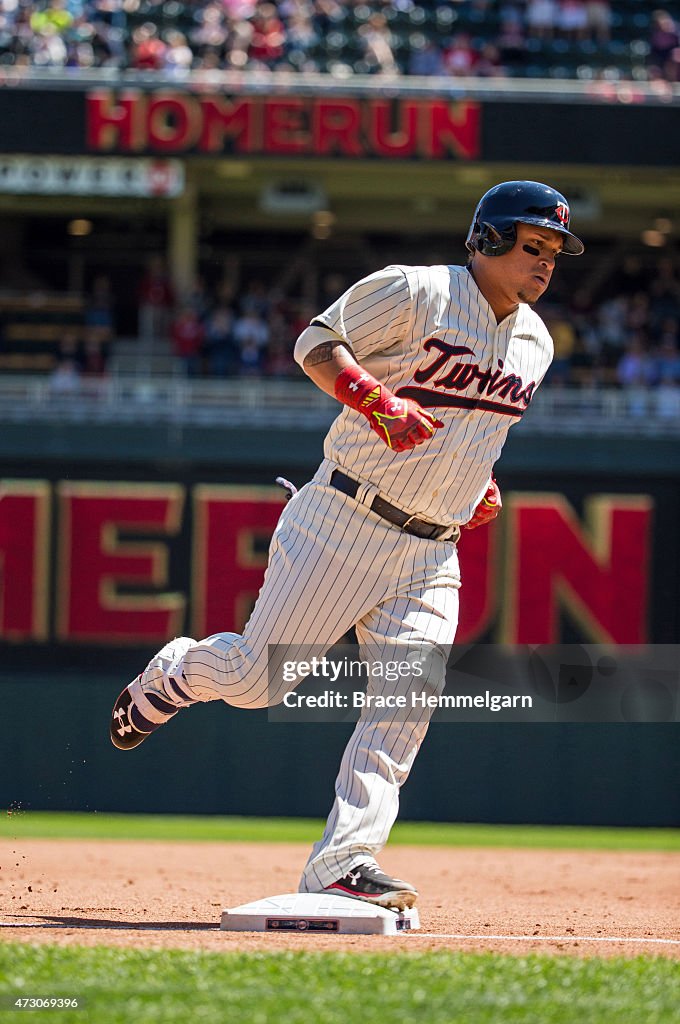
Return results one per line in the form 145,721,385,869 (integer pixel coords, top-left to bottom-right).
113,705,132,737
346,871,361,887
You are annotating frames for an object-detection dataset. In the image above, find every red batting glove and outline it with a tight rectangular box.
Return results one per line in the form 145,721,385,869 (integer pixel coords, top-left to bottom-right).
335,366,443,453
464,476,502,530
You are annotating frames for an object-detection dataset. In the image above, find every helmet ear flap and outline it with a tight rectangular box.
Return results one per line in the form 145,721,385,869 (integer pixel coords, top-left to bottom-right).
476,221,515,257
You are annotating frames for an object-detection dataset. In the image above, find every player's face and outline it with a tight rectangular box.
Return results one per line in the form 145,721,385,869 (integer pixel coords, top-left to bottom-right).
502,223,564,305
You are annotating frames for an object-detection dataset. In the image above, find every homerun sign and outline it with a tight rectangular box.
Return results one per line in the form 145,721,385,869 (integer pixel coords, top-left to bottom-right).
0,480,652,646
0,85,676,165
86,91,481,159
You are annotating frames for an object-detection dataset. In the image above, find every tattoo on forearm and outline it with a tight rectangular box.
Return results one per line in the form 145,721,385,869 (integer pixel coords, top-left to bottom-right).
305,342,339,366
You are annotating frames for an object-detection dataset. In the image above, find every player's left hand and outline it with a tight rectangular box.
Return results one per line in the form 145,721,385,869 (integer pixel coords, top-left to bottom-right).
371,399,444,453
464,476,502,529
333,367,444,454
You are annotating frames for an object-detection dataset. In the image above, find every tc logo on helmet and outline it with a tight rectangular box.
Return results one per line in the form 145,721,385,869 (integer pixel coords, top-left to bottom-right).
554,203,569,226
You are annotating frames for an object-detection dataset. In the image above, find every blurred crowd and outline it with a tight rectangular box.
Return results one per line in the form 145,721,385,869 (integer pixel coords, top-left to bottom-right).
1,0,679,82
48,252,680,398
542,254,680,392
137,255,303,377
49,256,306,386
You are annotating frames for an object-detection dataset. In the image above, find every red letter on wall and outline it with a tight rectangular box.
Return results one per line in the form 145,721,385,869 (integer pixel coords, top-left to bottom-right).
313,100,363,156
192,486,285,637
198,97,253,153
0,481,50,642
426,100,480,159
368,100,419,158
505,494,653,643
86,90,144,152
456,522,498,643
147,94,200,152
57,482,186,644
263,99,309,155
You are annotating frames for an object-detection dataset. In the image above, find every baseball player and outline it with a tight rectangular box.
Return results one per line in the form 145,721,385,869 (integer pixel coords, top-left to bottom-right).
110,181,583,911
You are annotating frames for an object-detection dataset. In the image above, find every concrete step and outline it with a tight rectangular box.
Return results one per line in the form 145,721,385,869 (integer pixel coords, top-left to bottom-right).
108,336,178,376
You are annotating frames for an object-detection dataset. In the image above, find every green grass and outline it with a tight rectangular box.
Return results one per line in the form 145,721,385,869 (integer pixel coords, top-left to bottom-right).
0,945,678,1024
2,812,679,851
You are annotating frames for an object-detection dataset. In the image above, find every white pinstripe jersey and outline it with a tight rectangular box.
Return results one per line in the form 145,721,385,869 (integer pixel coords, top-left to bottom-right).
308,263,553,526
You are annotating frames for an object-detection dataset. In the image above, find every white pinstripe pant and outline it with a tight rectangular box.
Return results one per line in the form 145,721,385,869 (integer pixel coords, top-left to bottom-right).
181,460,460,889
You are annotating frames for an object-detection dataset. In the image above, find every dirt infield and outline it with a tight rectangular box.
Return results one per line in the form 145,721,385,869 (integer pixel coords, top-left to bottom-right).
1,839,678,958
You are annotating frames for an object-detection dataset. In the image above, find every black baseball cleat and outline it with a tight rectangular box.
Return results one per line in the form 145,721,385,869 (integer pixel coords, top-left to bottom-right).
110,673,201,751
111,684,150,749
109,679,177,751
110,637,199,751
324,863,418,911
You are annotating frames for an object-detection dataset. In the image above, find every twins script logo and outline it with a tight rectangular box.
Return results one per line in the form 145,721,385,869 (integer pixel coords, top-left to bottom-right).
396,338,536,419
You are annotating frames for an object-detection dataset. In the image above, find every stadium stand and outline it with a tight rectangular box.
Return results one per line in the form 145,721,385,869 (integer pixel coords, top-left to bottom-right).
0,0,678,81
0,2,677,403
0,292,85,372
2,247,678,397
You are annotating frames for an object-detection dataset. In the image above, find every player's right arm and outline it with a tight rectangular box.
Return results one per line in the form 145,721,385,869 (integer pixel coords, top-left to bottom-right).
295,324,443,454
294,324,356,396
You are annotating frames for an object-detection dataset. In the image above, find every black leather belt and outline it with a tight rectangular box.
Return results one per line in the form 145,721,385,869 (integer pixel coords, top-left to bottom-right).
330,469,455,541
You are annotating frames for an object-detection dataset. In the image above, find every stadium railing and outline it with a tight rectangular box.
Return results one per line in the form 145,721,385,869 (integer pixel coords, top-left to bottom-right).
1,374,678,435
0,67,678,103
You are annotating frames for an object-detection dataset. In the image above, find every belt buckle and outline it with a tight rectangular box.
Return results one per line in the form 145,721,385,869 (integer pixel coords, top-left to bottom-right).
438,525,461,542
404,515,459,542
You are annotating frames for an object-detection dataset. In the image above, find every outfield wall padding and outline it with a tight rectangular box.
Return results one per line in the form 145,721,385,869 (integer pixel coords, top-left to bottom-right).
2,674,678,827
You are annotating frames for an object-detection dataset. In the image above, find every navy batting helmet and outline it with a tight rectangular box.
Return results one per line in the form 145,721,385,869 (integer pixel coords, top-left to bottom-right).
466,180,584,257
